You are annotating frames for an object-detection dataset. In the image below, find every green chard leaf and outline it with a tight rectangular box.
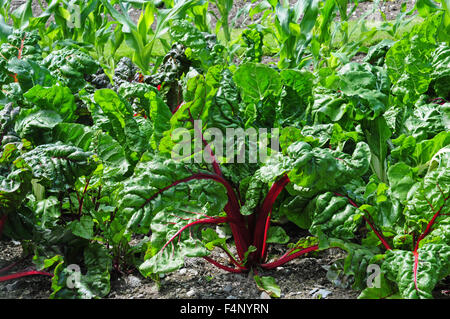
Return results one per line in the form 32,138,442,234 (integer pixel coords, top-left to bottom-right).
51,244,112,299
233,62,282,128
20,142,97,192
42,48,99,92
257,141,370,198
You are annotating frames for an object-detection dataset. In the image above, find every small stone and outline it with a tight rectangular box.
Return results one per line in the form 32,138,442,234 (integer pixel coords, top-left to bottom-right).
309,288,319,295
6,282,19,292
136,293,144,298
127,275,142,288
260,292,271,299
147,285,159,294
312,288,332,299
215,226,226,238
179,268,187,275
186,289,196,297
189,269,198,276
223,284,233,293
226,295,237,299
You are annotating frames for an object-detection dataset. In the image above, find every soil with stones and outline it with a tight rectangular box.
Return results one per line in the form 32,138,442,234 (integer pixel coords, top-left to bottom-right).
0,224,362,300
9,0,418,26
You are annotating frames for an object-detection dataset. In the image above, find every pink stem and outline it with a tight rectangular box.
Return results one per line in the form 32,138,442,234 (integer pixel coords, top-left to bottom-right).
413,251,419,293
334,192,391,250
140,172,249,259
414,193,449,252
362,215,392,250
218,246,247,270
203,256,244,273
17,35,25,60
0,215,7,239
172,102,184,114
161,217,228,251
0,255,30,275
0,270,53,282
190,109,222,177
261,245,319,269
78,177,91,218
253,175,290,262
170,110,248,259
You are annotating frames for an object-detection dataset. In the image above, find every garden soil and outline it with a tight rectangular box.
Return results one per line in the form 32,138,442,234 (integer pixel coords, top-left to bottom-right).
0,225,361,299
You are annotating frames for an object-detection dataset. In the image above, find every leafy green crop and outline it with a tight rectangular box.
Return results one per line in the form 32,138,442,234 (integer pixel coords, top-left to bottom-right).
0,0,449,300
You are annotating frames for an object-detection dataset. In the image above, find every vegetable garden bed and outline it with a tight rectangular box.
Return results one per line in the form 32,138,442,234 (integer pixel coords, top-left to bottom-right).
0,0,449,300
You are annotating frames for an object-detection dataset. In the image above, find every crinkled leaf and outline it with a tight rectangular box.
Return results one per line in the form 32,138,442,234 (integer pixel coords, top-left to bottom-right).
52,123,130,177
358,272,401,299
23,85,77,122
20,142,97,191
119,156,228,233
51,244,112,299
306,192,363,240
382,244,450,299
42,48,99,92
430,43,450,98
94,89,149,161
257,141,371,198
278,69,313,127
326,239,380,290
233,62,282,128
404,167,449,234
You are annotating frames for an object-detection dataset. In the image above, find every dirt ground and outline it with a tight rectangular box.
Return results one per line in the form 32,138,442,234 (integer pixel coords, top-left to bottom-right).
0,225,361,300
9,0,417,25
